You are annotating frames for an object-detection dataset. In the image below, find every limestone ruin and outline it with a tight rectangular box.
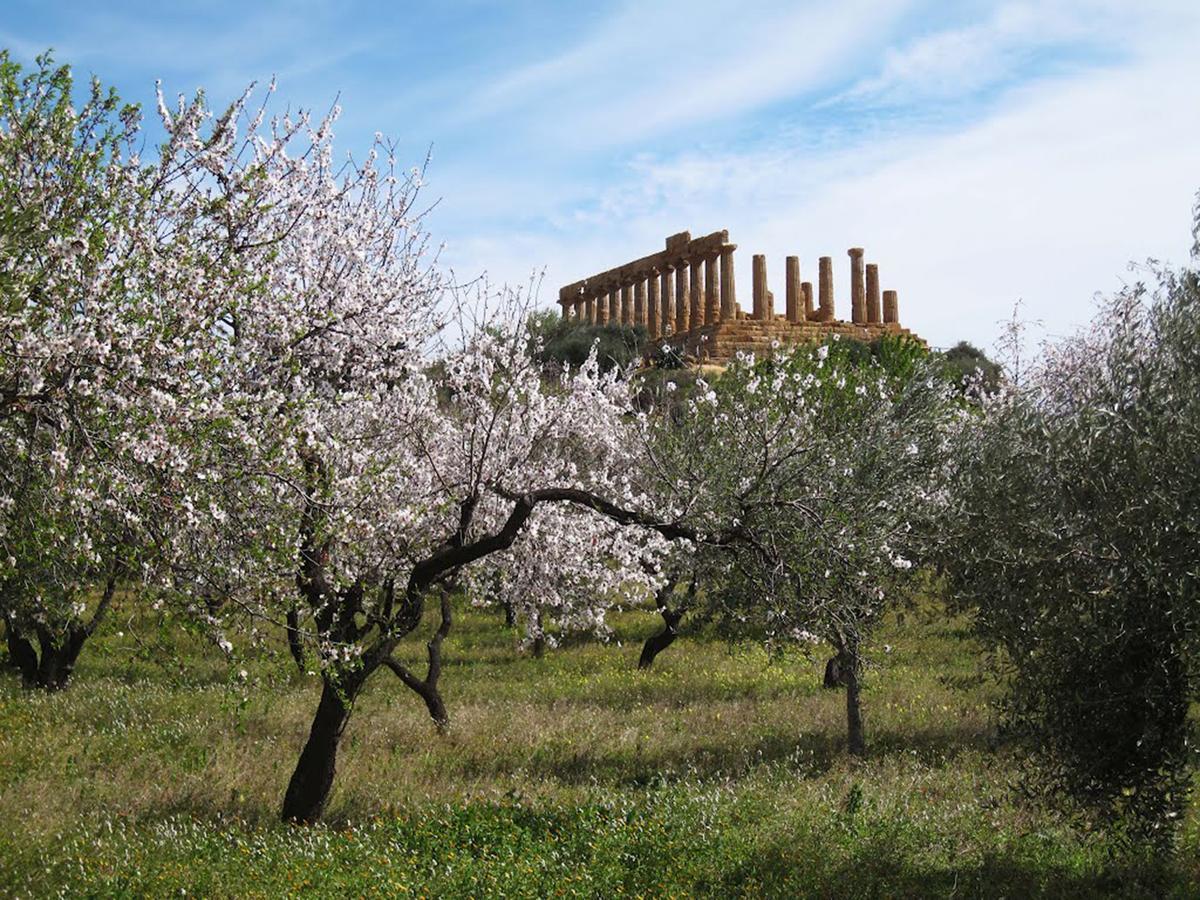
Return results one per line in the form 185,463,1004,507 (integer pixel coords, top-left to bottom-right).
558,230,922,363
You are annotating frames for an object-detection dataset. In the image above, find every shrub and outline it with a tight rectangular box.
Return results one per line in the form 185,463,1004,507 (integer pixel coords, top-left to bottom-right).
938,342,1003,394
527,310,648,373
941,208,1200,843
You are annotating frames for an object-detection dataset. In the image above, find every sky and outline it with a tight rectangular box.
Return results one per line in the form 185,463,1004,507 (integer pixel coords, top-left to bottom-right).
3,0,1198,352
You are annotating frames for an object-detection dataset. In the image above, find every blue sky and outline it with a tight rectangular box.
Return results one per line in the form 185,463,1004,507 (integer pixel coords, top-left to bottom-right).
3,0,1199,350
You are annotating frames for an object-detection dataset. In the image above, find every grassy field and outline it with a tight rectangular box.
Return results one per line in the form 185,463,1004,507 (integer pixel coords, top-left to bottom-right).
1,600,1197,898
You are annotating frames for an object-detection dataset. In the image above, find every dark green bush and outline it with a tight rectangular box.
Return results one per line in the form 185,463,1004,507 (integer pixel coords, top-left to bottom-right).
938,341,1002,394
527,310,648,374
941,218,1200,844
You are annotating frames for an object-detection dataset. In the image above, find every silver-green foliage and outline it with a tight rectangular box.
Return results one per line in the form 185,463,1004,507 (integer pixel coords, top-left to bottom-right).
942,207,1200,839
642,336,959,752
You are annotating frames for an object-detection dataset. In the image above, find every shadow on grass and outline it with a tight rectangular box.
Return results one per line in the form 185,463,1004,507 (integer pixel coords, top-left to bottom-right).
445,719,996,788
719,834,1185,899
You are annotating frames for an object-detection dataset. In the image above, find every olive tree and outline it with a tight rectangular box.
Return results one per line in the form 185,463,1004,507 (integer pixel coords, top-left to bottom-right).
638,337,958,754
940,219,1200,840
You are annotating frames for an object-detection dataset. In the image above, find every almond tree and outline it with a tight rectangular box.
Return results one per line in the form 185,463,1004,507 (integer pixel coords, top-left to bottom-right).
0,53,238,686
465,489,675,659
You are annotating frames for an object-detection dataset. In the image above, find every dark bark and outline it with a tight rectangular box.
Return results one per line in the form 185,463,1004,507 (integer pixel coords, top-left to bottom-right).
637,574,693,669
823,655,847,689
286,605,306,673
842,637,866,757
3,569,118,690
638,606,683,669
3,614,38,679
383,591,452,732
281,677,356,823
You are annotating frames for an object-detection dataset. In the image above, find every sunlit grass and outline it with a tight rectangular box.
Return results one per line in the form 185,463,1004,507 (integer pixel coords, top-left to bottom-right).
1,600,1197,897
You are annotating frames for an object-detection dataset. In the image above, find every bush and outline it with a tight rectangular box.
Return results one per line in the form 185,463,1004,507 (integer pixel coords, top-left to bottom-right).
527,310,648,373
941,213,1200,843
938,341,1002,394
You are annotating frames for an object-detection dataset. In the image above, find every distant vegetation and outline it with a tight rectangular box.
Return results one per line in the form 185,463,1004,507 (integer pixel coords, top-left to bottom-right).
527,309,649,373
938,341,1003,393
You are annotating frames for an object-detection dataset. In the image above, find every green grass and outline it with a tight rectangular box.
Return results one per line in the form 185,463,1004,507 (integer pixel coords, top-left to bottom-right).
1,602,1197,897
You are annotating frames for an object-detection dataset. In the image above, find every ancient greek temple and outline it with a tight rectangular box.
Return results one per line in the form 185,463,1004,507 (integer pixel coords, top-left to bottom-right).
557,230,921,362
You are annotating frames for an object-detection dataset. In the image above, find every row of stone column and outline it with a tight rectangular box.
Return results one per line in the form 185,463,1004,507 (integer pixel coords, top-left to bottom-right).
565,245,900,331
563,244,737,340
751,248,900,325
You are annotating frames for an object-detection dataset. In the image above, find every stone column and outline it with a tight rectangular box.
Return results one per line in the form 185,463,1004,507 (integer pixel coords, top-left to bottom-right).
689,259,704,327
634,279,647,329
752,254,768,320
621,283,633,326
704,254,719,323
883,290,899,324
785,256,801,322
647,271,660,338
585,295,595,324
719,245,737,320
849,248,865,324
818,256,834,321
574,299,585,321
802,282,814,320
660,267,674,335
866,263,881,324
675,261,689,333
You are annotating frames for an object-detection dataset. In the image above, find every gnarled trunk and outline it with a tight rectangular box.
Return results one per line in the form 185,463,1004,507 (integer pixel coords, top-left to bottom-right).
3,570,118,690
33,626,89,690
384,590,452,732
281,678,355,823
638,606,683,669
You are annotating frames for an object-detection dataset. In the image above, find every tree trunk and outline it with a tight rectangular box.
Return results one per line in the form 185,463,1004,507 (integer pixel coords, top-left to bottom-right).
4,570,117,690
34,626,89,690
530,608,546,658
843,640,866,757
281,678,354,823
3,616,38,682
383,591,452,733
399,673,449,732
823,655,847,688
286,606,306,674
638,606,683,669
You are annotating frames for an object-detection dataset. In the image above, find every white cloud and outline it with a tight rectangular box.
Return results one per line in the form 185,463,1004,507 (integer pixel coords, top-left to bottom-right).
453,0,915,148
449,11,1200,353
828,1,1105,108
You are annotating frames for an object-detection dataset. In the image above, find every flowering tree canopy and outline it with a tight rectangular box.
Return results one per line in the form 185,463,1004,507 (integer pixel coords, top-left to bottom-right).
0,53,231,686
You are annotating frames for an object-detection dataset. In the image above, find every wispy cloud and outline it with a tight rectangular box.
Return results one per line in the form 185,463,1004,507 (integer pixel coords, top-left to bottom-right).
453,0,915,147
827,0,1190,109
451,6,1200,351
